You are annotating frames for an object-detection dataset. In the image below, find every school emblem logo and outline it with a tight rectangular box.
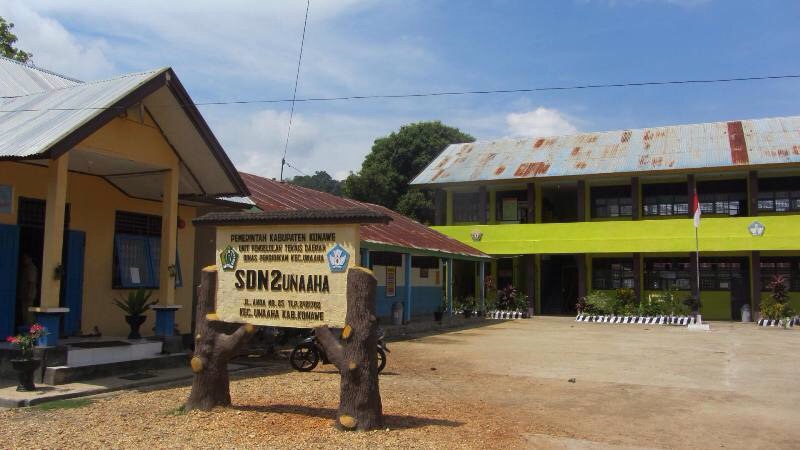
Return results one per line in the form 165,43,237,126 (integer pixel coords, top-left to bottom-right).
327,244,350,273
748,221,765,237
219,245,239,271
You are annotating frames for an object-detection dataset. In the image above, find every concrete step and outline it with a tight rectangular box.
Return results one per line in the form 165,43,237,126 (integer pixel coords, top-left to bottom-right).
45,352,190,385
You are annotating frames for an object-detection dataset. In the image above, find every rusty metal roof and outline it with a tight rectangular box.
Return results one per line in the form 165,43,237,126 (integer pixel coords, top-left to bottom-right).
193,208,390,226
410,116,800,186
240,172,490,260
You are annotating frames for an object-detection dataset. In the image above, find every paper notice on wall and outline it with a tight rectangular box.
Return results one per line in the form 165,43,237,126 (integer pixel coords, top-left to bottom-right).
130,267,141,284
386,266,396,297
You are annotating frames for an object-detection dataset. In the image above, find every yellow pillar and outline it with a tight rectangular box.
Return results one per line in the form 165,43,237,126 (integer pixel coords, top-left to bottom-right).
39,153,70,309
159,165,179,305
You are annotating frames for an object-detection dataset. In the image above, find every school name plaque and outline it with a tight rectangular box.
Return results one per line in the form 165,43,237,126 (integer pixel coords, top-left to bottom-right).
215,223,359,328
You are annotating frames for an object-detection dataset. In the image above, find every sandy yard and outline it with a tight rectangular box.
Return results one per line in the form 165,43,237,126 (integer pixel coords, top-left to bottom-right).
1,317,798,449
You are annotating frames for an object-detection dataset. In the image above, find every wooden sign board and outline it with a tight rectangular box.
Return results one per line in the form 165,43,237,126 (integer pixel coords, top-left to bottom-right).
215,223,359,328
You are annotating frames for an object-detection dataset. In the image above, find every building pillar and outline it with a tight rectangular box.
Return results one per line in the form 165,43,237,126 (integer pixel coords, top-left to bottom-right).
577,180,587,222
576,254,587,301
632,253,642,302
446,258,454,316
751,251,761,321
478,186,487,224
360,248,370,267
155,165,181,338
526,254,535,317
689,251,700,311
479,261,486,314
748,170,759,217
404,253,412,323
526,182,535,223
445,191,453,225
687,174,696,218
631,177,641,220
434,190,445,226
34,153,70,346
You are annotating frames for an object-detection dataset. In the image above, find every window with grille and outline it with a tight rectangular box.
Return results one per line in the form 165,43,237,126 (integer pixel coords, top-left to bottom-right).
17,197,70,228
591,186,633,218
696,180,746,216
698,258,744,290
642,183,688,217
453,192,481,223
644,258,691,290
113,211,182,289
495,190,530,223
368,251,402,269
592,258,635,289
757,177,800,213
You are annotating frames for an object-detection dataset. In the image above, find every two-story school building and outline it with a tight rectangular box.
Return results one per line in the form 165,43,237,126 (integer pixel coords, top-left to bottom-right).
411,116,800,320
0,57,248,343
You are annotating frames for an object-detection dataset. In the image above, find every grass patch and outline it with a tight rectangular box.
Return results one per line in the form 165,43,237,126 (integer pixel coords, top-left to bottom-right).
33,398,93,411
169,404,187,416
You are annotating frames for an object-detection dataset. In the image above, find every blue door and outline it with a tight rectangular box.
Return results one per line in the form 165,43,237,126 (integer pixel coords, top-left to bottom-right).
61,230,85,336
0,224,20,339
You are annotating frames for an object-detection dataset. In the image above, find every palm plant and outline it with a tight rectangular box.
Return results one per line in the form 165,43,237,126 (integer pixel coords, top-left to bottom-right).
114,288,158,316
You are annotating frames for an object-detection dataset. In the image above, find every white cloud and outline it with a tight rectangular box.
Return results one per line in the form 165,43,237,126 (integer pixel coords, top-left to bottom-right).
0,2,114,80
208,108,404,181
505,107,579,138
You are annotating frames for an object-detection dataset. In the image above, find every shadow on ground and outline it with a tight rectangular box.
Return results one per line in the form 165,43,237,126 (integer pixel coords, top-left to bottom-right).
232,403,463,429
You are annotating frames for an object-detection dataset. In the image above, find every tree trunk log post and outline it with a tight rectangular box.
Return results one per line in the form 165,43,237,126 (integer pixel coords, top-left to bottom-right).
315,266,383,431
185,266,255,411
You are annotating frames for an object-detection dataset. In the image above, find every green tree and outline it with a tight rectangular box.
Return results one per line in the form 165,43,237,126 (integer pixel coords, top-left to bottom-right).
0,17,32,63
344,121,474,223
289,171,342,196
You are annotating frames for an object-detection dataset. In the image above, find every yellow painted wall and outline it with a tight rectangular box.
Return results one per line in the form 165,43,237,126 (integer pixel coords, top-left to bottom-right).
0,162,197,338
78,116,178,168
434,215,800,255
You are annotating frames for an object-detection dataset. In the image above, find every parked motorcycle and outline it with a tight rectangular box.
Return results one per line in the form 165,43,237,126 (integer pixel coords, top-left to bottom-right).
290,328,388,373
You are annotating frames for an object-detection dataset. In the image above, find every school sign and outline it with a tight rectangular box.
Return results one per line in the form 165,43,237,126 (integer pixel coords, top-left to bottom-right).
194,209,390,328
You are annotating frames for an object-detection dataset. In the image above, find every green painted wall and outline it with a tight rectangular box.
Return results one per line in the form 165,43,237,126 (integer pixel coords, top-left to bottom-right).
434,215,800,255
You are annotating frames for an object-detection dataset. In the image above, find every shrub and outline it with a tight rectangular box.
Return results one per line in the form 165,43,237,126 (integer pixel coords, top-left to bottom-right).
581,291,614,315
761,275,794,320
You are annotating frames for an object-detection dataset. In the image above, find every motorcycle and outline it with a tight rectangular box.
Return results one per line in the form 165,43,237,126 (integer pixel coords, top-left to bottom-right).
290,328,388,373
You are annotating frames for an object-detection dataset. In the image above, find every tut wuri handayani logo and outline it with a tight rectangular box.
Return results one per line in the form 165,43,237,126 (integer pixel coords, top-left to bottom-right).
327,243,350,273
220,245,239,271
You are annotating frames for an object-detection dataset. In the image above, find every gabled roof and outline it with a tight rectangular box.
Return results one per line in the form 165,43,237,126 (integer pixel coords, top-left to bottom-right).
0,56,81,97
240,172,490,260
410,115,800,186
0,57,247,198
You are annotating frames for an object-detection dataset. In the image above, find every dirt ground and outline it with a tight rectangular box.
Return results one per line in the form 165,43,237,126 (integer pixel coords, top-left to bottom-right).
1,317,798,449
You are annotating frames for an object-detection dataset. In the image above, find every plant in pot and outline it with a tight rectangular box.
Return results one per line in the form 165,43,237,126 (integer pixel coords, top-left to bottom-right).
461,296,477,318
761,275,795,327
6,323,47,391
114,288,158,339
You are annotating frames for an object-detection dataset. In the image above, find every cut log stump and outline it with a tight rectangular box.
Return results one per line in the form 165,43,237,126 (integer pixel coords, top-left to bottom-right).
315,266,383,431
185,266,254,411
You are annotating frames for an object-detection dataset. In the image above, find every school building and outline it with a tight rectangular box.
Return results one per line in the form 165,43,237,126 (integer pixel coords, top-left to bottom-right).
411,116,800,320
0,56,248,344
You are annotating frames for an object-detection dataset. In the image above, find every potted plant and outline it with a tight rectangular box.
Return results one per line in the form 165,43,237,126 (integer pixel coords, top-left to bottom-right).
114,288,158,339
6,323,46,391
760,275,795,327
461,296,477,318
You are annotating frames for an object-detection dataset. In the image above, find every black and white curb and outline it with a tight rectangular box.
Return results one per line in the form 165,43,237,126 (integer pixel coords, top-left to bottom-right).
574,315,696,326
756,317,798,327
487,310,527,319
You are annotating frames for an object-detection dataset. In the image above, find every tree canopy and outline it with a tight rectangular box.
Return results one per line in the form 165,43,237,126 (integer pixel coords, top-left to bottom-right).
0,17,32,63
344,121,474,223
289,170,343,196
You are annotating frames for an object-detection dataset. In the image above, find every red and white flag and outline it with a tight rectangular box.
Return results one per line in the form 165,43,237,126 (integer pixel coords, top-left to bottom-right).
692,190,701,228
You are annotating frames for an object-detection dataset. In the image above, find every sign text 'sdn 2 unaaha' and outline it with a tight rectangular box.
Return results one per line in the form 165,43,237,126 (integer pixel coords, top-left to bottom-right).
216,223,359,328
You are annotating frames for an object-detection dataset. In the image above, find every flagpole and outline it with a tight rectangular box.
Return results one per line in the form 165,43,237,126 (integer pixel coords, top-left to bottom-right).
695,225,700,307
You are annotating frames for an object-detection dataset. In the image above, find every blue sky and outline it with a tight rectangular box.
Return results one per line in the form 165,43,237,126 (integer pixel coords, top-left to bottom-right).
2,0,799,179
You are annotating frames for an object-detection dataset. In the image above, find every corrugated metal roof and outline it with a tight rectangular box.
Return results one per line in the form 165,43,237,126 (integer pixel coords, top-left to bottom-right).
193,208,390,226
240,172,490,260
0,68,164,158
410,116,800,186
0,56,81,97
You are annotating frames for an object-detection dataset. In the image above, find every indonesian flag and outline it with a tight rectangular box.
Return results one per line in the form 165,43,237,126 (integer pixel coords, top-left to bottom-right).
692,190,701,228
